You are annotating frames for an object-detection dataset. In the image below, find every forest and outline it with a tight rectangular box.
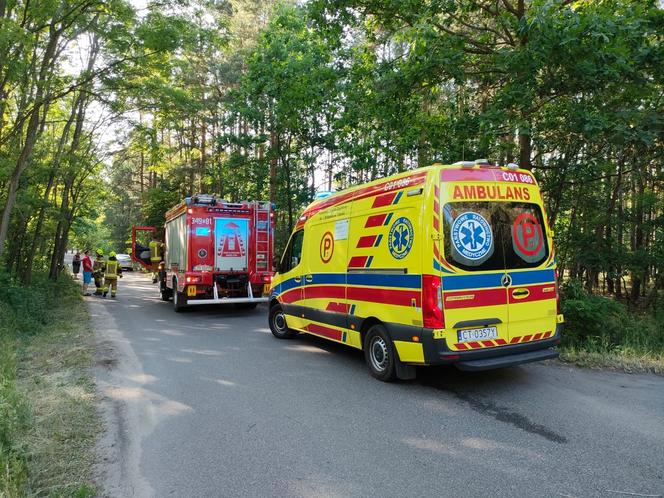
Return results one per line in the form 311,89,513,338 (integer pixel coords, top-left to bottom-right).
0,0,662,325
1,2,663,494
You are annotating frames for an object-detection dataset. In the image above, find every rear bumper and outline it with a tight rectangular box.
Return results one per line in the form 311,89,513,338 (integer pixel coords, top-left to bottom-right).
455,348,559,371
184,279,268,305
386,322,563,370
187,297,268,305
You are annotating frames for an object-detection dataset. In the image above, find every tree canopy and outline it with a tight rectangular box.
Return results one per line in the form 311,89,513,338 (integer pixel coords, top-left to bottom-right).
0,0,661,304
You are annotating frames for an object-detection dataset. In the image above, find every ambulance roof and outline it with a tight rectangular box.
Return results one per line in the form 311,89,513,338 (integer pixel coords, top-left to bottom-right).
301,162,533,217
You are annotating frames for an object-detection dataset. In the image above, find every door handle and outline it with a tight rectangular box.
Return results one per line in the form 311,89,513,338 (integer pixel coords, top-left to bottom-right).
294,276,302,283
511,288,530,299
305,275,313,282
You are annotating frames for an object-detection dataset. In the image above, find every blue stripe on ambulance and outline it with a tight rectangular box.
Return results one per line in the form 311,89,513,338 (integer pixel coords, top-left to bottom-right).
275,272,422,293
442,269,555,291
509,269,556,286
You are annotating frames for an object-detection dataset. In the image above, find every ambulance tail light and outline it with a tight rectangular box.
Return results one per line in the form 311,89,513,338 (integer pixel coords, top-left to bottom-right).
554,269,562,314
422,275,444,329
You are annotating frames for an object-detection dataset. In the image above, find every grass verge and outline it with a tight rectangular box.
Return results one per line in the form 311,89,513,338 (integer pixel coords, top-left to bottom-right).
0,273,98,497
559,347,664,375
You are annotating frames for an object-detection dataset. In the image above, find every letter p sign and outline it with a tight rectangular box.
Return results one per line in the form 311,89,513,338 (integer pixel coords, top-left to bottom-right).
320,232,334,263
512,212,544,261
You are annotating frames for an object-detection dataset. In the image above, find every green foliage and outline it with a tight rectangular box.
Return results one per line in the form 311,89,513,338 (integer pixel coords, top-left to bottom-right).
0,340,29,497
561,279,664,353
141,188,181,230
0,272,80,337
0,272,82,496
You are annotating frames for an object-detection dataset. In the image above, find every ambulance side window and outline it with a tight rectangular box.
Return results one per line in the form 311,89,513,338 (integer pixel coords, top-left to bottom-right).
281,229,304,273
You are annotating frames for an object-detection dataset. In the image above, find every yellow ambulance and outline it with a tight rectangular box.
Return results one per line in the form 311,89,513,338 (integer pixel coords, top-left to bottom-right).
268,160,564,381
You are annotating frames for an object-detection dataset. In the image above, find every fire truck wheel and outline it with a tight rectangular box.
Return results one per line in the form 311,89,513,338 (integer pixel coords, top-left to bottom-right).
363,324,397,382
173,280,187,312
269,304,295,339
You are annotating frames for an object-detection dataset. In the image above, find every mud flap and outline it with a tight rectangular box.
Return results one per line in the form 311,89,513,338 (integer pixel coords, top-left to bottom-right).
395,359,417,380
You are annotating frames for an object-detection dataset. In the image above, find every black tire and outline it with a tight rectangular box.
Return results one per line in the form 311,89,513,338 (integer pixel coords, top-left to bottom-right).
173,279,187,312
235,302,258,310
363,324,397,382
160,286,172,301
269,304,295,339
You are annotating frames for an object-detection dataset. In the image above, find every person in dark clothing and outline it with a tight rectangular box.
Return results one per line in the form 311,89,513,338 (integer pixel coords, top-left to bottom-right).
72,251,81,279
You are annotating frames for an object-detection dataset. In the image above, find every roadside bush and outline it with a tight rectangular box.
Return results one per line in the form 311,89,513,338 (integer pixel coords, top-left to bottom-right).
561,279,664,353
0,272,80,336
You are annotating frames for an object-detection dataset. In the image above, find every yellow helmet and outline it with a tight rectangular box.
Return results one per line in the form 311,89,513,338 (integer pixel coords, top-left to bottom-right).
109,251,117,258
96,248,104,256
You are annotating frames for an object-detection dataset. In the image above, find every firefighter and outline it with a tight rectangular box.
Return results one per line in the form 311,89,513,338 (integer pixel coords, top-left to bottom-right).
149,238,163,283
103,252,123,298
92,249,106,296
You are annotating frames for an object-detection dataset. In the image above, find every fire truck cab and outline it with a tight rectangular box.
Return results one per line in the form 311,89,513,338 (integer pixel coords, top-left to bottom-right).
154,195,275,311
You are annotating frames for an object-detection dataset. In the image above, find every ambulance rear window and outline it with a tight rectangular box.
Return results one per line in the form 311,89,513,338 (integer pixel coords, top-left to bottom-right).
442,202,549,271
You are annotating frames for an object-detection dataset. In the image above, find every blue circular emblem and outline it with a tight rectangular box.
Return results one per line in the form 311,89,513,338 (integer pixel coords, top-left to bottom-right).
388,217,414,260
451,212,493,261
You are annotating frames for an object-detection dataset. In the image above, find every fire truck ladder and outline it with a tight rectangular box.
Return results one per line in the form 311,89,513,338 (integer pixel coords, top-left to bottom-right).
254,202,271,273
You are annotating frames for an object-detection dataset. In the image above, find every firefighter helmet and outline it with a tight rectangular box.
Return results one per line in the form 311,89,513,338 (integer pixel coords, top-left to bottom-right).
96,248,104,256
109,251,117,258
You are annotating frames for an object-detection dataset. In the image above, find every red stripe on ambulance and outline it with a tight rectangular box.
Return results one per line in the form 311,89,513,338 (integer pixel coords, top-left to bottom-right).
326,302,350,313
306,286,346,300
454,332,553,350
304,324,343,341
443,288,507,309
357,235,377,248
302,171,428,219
347,287,421,307
372,192,397,208
364,214,387,228
279,288,303,304
348,256,369,268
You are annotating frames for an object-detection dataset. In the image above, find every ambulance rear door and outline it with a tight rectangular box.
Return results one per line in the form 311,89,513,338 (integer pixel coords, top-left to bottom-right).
503,204,557,343
440,202,510,350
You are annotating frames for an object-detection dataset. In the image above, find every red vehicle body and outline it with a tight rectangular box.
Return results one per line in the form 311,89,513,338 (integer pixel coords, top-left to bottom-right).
135,195,275,311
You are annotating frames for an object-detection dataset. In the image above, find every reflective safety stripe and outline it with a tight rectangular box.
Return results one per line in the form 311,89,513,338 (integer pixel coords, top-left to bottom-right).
106,261,118,277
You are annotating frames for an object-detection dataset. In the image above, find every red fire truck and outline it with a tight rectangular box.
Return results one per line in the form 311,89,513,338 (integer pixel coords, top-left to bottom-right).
133,195,275,312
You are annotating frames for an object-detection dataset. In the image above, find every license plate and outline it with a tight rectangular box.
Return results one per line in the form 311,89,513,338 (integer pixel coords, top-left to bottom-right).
187,285,197,297
457,326,498,343
263,284,271,295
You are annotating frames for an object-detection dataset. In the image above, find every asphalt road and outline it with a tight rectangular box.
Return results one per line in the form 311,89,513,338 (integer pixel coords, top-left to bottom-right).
91,273,664,498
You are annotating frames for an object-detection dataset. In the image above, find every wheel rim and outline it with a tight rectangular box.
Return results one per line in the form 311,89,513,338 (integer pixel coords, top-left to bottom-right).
273,311,286,332
174,286,178,305
369,335,389,372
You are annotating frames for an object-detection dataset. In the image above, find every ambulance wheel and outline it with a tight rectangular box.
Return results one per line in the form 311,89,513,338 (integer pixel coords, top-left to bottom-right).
173,280,187,312
269,305,295,339
364,324,396,382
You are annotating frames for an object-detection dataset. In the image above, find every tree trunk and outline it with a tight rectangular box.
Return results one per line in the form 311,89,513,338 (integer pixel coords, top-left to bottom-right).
269,128,278,204
0,18,61,260
518,129,531,170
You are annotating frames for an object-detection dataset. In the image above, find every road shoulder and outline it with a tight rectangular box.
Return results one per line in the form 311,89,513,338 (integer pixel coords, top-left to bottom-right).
91,294,155,497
